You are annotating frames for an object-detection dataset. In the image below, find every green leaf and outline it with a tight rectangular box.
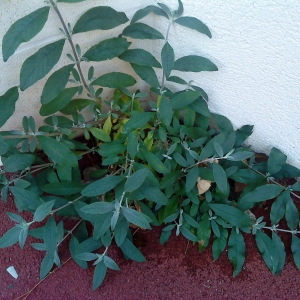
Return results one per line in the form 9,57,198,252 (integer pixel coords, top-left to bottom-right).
40,87,79,116
40,253,54,280
131,64,160,87
92,72,136,88
212,227,228,261
19,227,28,249
228,229,245,277
121,207,151,230
0,136,9,155
174,0,184,17
119,49,161,68
122,112,153,134
167,76,187,85
9,187,42,212
6,212,25,224
73,7,128,33
120,238,146,262
127,131,139,159
285,193,299,230
89,128,111,142
0,87,19,128
173,55,218,72
131,5,168,23
2,7,50,61
213,162,228,194
122,23,164,39
75,252,98,261
170,90,200,109
267,147,287,175
3,153,35,172
270,190,288,225
124,168,150,192
141,185,169,205
104,256,120,270
272,232,286,275
227,151,254,161
291,235,300,270
42,182,83,195
114,217,129,246
255,230,278,274
92,261,107,290
209,204,252,231
197,213,211,251
180,227,198,242
161,42,174,78
238,184,284,210
82,176,124,197
60,98,93,115
83,37,130,61
292,181,300,192
33,200,56,222
20,39,65,90
185,166,199,193
43,217,58,256
0,226,22,248
174,16,211,38
158,95,173,127
41,64,74,104
140,149,169,174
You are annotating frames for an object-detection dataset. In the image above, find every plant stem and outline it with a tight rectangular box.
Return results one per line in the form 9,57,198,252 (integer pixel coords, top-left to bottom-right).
49,0,97,101
262,226,300,234
51,195,84,215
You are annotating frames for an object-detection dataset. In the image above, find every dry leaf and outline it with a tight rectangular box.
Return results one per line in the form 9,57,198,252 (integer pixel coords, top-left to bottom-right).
197,177,212,195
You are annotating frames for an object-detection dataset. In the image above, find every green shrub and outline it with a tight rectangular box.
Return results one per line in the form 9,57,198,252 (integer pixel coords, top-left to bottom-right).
0,0,300,291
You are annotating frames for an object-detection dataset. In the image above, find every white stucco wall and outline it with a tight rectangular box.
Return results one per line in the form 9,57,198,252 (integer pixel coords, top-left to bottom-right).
0,0,299,168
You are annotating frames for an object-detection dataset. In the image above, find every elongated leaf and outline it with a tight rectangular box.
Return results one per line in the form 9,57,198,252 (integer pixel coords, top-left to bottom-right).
121,207,151,229
122,23,164,40
73,7,128,33
285,193,299,230
291,235,300,270
104,256,120,270
120,238,146,262
142,185,169,205
270,190,288,225
0,87,19,128
6,212,25,224
40,253,54,280
228,229,245,277
19,227,28,249
42,182,83,195
124,168,150,192
37,136,78,167
89,128,111,142
75,252,98,261
255,230,278,274
267,147,287,175
20,39,65,90
209,203,252,231
238,184,284,210
173,55,218,72
41,64,74,104
122,112,153,134
84,37,130,61
161,42,174,78
227,151,254,161
9,187,42,212
82,176,124,197
170,90,200,109
140,149,169,174
40,87,79,116
0,226,22,248
33,200,56,222
197,213,211,251
92,261,107,290
213,162,228,194
174,0,184,17
60,98,93,115
212,227,228,261
2,7,50,61
119,49,161,68
158,95,173,127
92,72,136,88
174,16,211,38
272,232,286,275
114,217,129,246
3,153,35,172
43,217,57,256
131,5,168,23
131,63,160,87
180,226,198,242
185,166,199,193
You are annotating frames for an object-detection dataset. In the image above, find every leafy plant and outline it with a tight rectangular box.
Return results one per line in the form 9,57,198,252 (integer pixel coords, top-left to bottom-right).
1,0,300,292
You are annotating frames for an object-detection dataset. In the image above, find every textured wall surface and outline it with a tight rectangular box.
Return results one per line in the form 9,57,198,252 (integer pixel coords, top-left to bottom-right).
0,0,299,168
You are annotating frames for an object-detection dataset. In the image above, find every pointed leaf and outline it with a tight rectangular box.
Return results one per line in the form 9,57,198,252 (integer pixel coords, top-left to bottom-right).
285,193,299,230
92,261,107,290
9,187,42,212
267,147,287,175
40,87,79,116
291,235,300,270
19,227,28,249
119,49,161,68
0,226,22,248
122,23,164,40
20,39,65,90
83,37,130,61
2,7,50,61
82,176,124,197
185,166,199,193
197,213,211,251
213,162,228,194
179,226,198,242
114,217,129,247
0,87,19,127
212,227,228,261
92,72,136,88
89,128,111,142
228,229,245,276
170,90,200,109
40,253,54,280
161,42,174,78
122,112,153,134
41,182,83,195
73,7,128,33
33,200,56,222
43,217,57,256
75,252,98,261
121,207,151,230
104,256,120,270
173,55,218,72
124,168,150,192
131,63,160,87
60,98,94,115
140,149,169,174
174,16,211,38
272,232,286,275
120,238,146,262
41,64,74,104
270,190,288,225
131,5,168,23
3,154,35,172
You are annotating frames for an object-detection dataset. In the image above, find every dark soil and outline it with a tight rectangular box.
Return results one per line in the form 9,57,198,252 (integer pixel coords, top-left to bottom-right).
1,193,300,300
